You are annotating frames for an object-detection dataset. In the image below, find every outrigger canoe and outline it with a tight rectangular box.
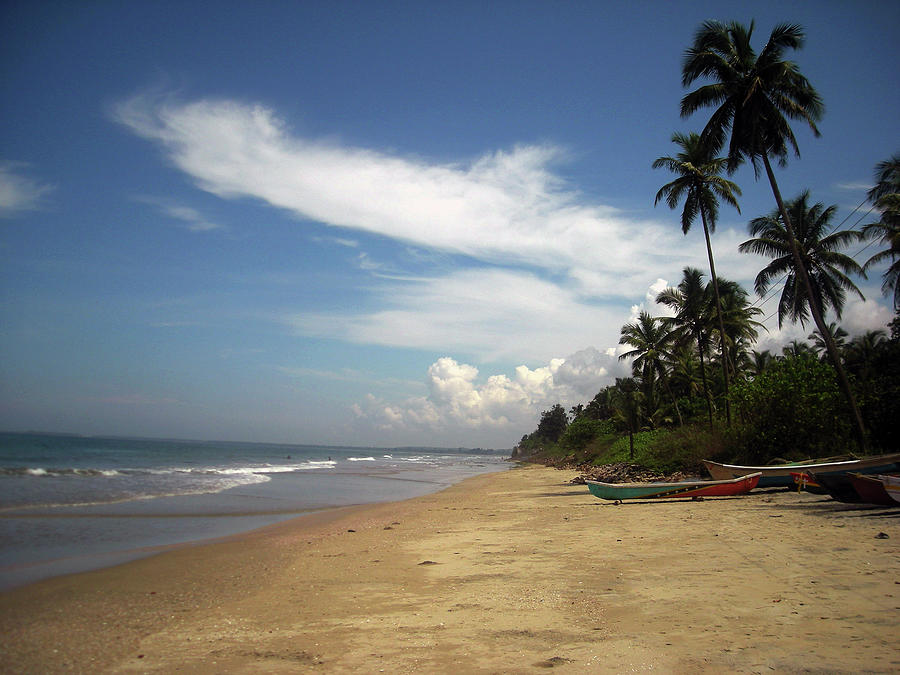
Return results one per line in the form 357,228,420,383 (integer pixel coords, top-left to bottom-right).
702,452,900,488
585,472,760,501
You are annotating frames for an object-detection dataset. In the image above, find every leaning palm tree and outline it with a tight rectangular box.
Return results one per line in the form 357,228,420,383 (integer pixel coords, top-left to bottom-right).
653,132,741,424
619,311,683,425
862,154,900,310
739,190,867,446
657,267,716,426
680,21,868,448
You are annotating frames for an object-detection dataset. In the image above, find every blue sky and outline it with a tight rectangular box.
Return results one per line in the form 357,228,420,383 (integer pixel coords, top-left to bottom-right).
1,1,897,448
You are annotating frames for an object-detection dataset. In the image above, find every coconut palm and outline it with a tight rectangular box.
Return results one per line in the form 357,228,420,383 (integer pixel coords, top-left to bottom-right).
749,349,775,378
656,267,716,426
862,154,900,309
740,192,864,326
808,323,848,360
619,311,683,425
679,21,869,447
739,190,867,446
653,132,741,424
713,277,763,378
612,377,643,459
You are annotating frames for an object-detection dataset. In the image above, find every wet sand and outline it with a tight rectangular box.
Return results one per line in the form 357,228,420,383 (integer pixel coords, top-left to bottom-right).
1,464,898,673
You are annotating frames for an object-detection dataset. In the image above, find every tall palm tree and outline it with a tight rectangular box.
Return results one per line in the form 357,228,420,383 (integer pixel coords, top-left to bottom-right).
862,154,900,310
653,132,742,424
656,267,716,426
679,21,869,448
739,190,867,446
619,311,683,425
740,192,864,326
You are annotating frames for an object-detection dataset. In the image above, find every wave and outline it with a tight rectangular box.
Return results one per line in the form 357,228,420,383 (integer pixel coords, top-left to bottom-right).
347,456,376,462
1,460,339,479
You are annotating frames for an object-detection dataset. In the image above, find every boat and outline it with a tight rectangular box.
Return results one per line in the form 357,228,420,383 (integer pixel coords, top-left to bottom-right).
812,472,866,503
881,475,900,505
702,452,900,488
846,473,897,506
585,472,761,501
790,471,829,494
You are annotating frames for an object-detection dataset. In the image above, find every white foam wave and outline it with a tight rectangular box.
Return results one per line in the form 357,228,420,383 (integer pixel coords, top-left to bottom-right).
347,456,376,462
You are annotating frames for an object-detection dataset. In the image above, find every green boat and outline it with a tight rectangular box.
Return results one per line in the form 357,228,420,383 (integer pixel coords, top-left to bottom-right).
586,472,761,501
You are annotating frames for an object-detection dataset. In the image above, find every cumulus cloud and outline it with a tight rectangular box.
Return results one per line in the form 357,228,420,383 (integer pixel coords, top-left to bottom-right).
351,350,628,444
0,162,53,216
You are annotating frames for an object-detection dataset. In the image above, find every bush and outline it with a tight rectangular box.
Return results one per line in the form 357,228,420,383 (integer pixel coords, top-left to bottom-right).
727,355,854,463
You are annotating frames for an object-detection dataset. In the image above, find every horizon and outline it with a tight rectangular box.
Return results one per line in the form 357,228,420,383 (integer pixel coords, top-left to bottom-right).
2,1,898,448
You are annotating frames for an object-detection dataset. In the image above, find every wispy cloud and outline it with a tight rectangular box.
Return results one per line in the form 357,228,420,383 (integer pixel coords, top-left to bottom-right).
0,161,54,216
112,92,683,290
136,195,224,232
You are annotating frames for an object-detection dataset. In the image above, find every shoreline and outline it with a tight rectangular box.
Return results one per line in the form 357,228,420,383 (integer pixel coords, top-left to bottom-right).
2,464,898,673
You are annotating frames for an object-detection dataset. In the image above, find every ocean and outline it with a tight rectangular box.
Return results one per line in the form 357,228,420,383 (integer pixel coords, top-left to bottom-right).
0,432,509,590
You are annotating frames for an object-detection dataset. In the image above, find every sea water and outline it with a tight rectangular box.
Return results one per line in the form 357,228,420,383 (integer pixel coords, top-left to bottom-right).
0,432,509,589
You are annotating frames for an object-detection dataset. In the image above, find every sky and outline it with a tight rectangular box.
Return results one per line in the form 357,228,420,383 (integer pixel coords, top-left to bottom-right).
1,1,897,449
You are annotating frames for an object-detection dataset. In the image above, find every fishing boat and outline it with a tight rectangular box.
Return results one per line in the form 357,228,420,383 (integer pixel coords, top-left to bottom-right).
790,471,829,494
881,475,900,505
585,472,760,502
702,452,900,488
846,473,897,506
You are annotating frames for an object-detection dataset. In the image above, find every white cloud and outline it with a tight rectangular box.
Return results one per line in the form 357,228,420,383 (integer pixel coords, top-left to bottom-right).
112,93,685,292
0,162,53,216
286,267,630,362
136,195,223,232
351,350,628,445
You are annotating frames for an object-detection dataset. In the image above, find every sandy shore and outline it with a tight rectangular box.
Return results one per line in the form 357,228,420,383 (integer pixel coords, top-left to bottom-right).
2,464,898,673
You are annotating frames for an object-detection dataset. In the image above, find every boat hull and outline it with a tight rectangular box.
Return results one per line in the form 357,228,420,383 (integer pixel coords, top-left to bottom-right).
847,473,897,506
586,472,760,501
702,453,900,488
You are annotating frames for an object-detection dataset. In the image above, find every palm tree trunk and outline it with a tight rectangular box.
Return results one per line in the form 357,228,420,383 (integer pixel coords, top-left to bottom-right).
695,330,714,427
658,365,684,426
699,206,732,426
762,153,868,452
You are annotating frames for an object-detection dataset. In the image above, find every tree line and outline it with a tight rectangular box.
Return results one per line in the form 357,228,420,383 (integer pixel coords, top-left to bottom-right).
515,20,899,469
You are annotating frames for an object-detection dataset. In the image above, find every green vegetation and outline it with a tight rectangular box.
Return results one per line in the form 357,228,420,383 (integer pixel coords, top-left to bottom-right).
513,19,899,476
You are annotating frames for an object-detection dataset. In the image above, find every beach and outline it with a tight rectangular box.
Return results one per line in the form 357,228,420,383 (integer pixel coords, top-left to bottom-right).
2,464,898,673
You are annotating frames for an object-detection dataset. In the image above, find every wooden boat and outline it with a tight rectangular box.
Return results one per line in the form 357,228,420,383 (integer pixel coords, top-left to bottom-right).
790,471,828,495
811,472,863,503
585,472,760,501
847,473,897,506
881,475,900,505
702,452,900,488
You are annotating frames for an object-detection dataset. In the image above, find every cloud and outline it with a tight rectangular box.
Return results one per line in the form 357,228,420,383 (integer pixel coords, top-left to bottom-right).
136,195,224,232
112,92,683,292
0,162,53,216
286,267,633,362
351,350,627,443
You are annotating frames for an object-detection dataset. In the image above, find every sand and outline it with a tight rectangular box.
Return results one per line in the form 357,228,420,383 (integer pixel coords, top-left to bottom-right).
1,464,898,674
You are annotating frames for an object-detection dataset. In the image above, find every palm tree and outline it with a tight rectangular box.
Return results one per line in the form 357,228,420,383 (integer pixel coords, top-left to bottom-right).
808,322,848,360
740,192,864,325
739,190,867,446
612,377,643,459
657,267,716,426
714,277,763,379
619,311,683,425
782,339,815,358
679,21,869,448
749,349,775,378
653,132,742,424
862,154,900,310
